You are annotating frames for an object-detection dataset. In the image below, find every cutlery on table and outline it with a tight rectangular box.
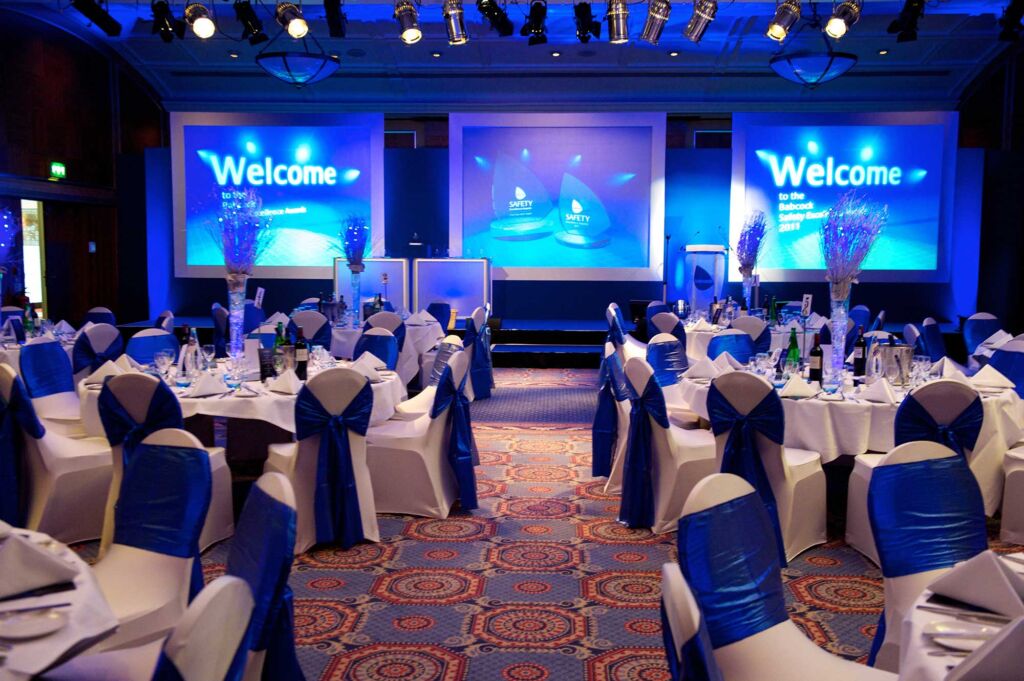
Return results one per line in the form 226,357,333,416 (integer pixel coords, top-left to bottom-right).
0,602,72,617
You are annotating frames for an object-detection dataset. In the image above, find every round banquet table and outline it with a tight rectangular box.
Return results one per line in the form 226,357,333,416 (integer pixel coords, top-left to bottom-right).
77,363,407,438
0,529,117,680
898,553,1024,681
669,378,1023,512
684,324,819,363
330,321,444,360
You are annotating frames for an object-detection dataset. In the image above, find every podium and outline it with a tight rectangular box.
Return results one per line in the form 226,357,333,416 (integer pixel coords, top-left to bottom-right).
683,245,726,314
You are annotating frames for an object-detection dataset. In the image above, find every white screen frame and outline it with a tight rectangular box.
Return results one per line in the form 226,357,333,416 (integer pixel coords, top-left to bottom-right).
171,111,385,279
449,112,666,282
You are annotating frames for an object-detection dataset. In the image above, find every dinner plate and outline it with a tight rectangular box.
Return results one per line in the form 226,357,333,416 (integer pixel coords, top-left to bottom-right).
0,610,68,640
924,620,1000,652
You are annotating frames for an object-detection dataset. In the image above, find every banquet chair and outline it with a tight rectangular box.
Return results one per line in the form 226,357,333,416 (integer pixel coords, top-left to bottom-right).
265,367,379,553
659,561,723,681
248,325,279,350
427,302,452,331
619,357,716,534
72,322,125,380
706,329,755,365
673,473,895,681
903,323,922,354
98,375,233,556
707,371,825,563
646,301,671,340
729,316,771,354
292,309,332,348
211,303,229,358
126,329,180,366
85,306,117,326
920,317,947,363
607,302,646,363
226,472,304,681
243,300,265,334
299,296,320,305
647,333,700,430
418,334,463,390
865,441,987,671
20,337,86,438
44,575,254,681
869,310,886,332
365,311,418,383
597,343,632,495
91,430,213,652
963,312,1003,357
367,351,478,518
404,336,464,419
0,364,111,543
154,310,175,332
846,378,989,564
464,306,494,401
651,311,687,347
353,327,399,370
988,339,1024,398
0,305,22,324
849,305,871,332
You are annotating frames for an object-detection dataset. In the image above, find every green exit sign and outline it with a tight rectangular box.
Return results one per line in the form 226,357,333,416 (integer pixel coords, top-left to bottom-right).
49,162,66,180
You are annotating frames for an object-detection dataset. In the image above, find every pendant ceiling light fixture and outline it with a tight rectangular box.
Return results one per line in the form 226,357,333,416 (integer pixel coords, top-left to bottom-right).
255,5,339,87
769,3,856,88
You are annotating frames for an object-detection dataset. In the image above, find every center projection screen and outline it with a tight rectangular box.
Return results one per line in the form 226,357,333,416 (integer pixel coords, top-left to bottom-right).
449,113,666,281
729,111,958,283
171,112,384,279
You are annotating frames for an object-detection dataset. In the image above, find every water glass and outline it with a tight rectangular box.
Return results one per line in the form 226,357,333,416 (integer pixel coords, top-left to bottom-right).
783,360,800,381
174,368,192,389
154,350,175,380
201,344,216,370
224,369,242,391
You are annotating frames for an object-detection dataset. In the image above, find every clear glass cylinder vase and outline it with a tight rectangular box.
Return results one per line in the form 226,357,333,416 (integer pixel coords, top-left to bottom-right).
350,270,362,328
828,282,851,390
226,273,248,357
741,274,754,311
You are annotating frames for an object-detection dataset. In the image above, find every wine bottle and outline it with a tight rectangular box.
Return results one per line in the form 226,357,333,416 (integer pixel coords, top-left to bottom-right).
808,333,823,384
852,326,867,378
294,327,308,381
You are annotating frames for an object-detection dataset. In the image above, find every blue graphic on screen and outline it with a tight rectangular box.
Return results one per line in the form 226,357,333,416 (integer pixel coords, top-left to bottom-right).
462,126,651,268
738,124,944,271
183,124,372,267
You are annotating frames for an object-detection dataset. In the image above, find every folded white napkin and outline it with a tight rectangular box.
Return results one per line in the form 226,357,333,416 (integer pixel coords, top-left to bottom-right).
265,312,290,326
971,364,1015,389
713,352,744,371
189,372,230,398
54,320,75,335
354,351,386,371
406,310,429,325
114,353,140,372
26,333,56,344
859,378,898,404
779,376,819,398
930,551,1024,618
981,329,1013,350
806,312,826,329
689,318,714,333
785,319,803,332
931,356,967,377
946,616,1024,681
0,533,79,599
682,357,719,380
267,368,303,395
83,361,123,386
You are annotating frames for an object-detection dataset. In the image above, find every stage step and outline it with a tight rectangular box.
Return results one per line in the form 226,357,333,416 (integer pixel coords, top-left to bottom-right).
491,343,602,369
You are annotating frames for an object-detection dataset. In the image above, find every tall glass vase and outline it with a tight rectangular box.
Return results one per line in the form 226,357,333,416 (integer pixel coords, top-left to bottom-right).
741,272,754,311
828,281,851,391
350,269,362,328
226,273,249,357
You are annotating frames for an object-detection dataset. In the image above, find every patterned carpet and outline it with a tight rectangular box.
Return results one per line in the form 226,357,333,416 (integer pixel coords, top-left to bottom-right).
80,367,1023,679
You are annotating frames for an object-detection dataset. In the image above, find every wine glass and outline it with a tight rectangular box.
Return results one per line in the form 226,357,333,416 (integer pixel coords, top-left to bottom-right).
153,350,174,381
201,344,216,371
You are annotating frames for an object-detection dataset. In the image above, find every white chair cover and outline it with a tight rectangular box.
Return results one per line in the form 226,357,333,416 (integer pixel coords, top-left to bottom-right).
20,337,86,439
1001,444,1024,544
74,322,123,383
155,310,175,332
729,316,767,340
417,334,463,393
366,311,418,384
604,342,634,495
292,309,329,344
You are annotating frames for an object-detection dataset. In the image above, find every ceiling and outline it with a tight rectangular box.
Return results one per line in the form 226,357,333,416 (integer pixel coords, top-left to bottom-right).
10,0,1019,111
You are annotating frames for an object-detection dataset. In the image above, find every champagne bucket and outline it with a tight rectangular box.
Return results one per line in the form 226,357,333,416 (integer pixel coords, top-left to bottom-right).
867,343,913,386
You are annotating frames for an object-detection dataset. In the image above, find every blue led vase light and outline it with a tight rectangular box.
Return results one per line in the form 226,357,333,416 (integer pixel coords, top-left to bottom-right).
489,153,556,240
556,173,612,249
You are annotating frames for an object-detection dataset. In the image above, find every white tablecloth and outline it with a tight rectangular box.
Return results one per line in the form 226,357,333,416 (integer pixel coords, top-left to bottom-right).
685,326,815,363
78,365,407,437
899,555,1024,681
330,322,444,360
0,530,117,680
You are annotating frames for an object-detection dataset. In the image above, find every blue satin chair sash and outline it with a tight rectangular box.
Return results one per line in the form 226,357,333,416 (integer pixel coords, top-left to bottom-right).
85,310,116,326
894,393,983,459
646,302,670,336
226,485,304,681
647,340,688,387
619,376,669,529
363,319,406,353
706,334,755,365
305,320,332,348
154,315,171,330
98,379,184,466
0,378,45,526
426,303,451,331
706,384,788,566
869,314,884,332
72,331,125,374
463,317,493,400
592,352,628,478
243,303,265,334
353,334,398,370
849,307,871,332
114,443,212,601
964,317,1002,355
150,653,188,681
247,333,277,350
428,343,462,387
6,318,25,343
677,491,789,648
0,309,20,324
211,305,228,359
126,334,180,366
660,602,725,681
295,382,373,549
921,323,948,363
990,348,1024,398
20,342,74,398
664,320,688,352
430,365,479,510
751,327,772,355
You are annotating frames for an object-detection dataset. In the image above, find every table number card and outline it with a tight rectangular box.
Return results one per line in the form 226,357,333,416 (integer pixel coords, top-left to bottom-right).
254,287,266,310
800,294,813,318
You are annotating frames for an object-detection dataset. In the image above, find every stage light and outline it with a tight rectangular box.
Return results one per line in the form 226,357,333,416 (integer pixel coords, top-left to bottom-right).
70,0,122,36
395,0,422,44
477,0,514,36
683,0,716,44
999,0,1024,41
520,0,547,46
152,1,186,42
574,3,601,43
887,0,923,43
275,2,308,38
324,0,347,37
185,3,216,39
444,0,469,45
766,0,800,42
606,0,630,44
640,0,671,45
234,1,268,45
825,0,861,39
